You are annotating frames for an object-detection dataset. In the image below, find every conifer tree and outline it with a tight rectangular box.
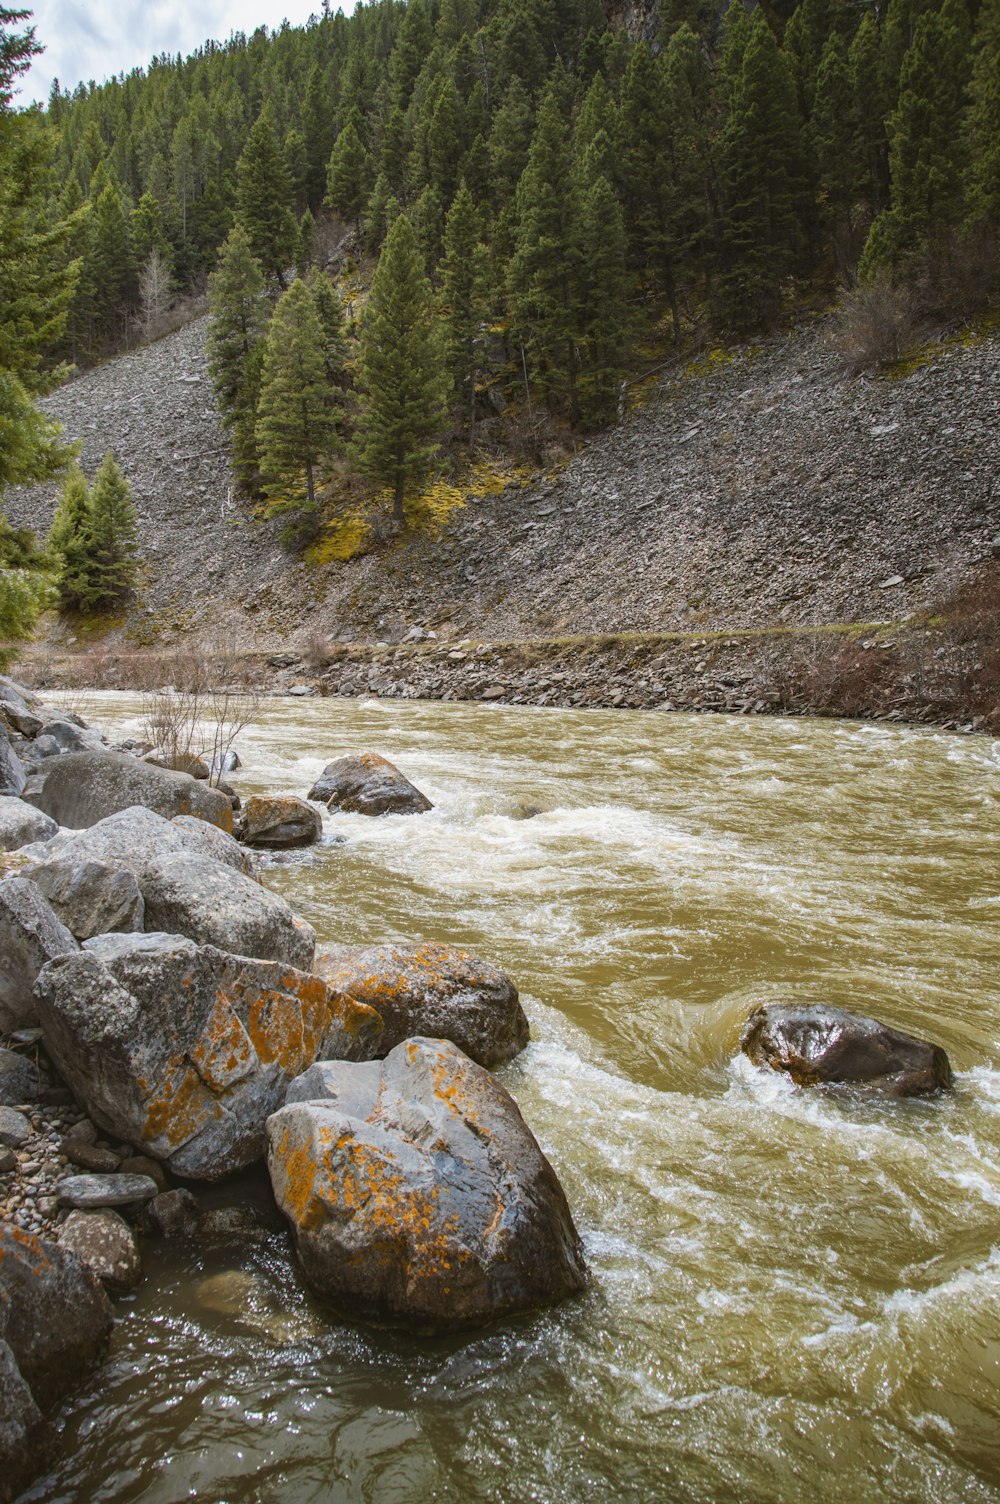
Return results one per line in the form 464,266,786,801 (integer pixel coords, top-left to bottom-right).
256,278,341,523
86,183,134,349
576,170,629,429
206,224,271,492
325,119,369,232
508,88,582,419
307,268,350,388
621,42,683,339
441,184,489,439
810,34,863,272
47,465,93,611
860,0,972,275
236,114,297,285
715,10,806,331
354,214,449,527
963,0,1000,230
77,452,140,610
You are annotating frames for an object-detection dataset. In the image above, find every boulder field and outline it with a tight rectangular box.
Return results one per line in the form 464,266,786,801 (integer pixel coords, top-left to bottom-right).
0,675,579,1496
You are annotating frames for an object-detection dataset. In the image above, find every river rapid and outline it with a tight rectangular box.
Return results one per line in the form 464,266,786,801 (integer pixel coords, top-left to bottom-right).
20,694,1000,1504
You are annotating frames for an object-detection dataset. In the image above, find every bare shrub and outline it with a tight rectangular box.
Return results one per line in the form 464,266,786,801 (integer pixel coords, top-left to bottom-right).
834,276,919,372
139,645,263,782
302,628,332,670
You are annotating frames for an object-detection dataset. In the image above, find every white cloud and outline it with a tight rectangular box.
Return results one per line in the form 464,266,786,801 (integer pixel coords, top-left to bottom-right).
16,1,335,106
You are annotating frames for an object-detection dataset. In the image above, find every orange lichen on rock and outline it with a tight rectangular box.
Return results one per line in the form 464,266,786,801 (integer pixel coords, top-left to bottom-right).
190,992,257,1091
143,1056,222,1149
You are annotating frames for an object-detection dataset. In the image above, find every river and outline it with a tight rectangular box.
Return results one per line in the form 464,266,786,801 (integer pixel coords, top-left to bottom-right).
20,694,1000,1503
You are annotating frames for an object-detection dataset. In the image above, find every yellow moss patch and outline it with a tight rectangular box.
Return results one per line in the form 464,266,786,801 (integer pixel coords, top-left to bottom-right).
304,512,370,565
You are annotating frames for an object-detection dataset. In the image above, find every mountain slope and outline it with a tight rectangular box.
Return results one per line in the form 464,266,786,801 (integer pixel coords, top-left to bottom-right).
6,313,999,653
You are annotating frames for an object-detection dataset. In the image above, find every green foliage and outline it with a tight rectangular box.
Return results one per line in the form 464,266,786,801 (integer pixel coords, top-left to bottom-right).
325,120,369,231
80,452,140,610
441,183,489,437
47,464,92,610
206,224,270,492
962,0,1000,230
236,114,297,285
256,278,342,519
354,214,449,525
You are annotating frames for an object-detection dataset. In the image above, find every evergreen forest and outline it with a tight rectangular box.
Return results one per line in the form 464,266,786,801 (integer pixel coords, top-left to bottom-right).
2,0,999,565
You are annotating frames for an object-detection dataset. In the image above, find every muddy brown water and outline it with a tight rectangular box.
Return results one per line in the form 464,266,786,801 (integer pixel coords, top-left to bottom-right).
20,694,1000,1503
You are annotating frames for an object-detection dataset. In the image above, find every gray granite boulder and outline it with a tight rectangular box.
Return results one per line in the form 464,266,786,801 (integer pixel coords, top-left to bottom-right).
740,1003,953,1097
0,876,78,1032
33,932,382,1179
170,814,256,876
0,798,57,852
0,724,25,799
22,750,233,832
140,851,315,969
56,1174,159,1210
307,752,433,815
0,1047,47,1107
23,857,144,940
315,942,529,1068
24,719,106,763
240,794,322,849
0,1223,113,1499
270,1037,587,1332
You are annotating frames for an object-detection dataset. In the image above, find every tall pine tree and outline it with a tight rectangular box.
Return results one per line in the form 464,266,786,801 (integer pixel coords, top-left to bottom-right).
354,214,449,526
206,224,271,493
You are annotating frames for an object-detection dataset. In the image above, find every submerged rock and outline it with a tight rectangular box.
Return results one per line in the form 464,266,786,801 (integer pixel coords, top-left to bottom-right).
34,932,382,1179
0,1223,113,1500
269,1037,587,1332
307,752,433,816
315,942,529,1068
22,750,233,832
240,794,322,849
740,1003,953,1096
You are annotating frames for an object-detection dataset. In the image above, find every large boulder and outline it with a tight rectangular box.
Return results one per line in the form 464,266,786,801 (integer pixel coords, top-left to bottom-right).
240,794,322,849
22,750,233,832
315,942,529,1068
0,876,78,1032
24,719,106,763
140,851,315,969
170,814,256,876
57,1210,142,1293
307,752,433,816
0,797,57,853
0,1047,47,1107
0,1223,113,1501
0,724,25,799
25,805,251,883
23,857,144,941
33,932,382,1179
740,1003,954,1096
269,1037,587,1332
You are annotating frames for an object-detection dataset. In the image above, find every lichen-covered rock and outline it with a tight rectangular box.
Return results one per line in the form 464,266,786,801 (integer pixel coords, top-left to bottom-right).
34,932,382,1179
23,857,144,940
315,942,529,1068
57,1210,142,1293
140,851,315,969
22,750,233,832
0,724,25,799
269,1037,587,1332
0,797,57,853
0,875,78,1032
740,1003,954,1096
240,794,322,849
307,752,433,816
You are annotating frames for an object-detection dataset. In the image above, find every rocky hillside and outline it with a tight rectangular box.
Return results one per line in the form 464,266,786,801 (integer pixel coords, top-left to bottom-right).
6,312,999,661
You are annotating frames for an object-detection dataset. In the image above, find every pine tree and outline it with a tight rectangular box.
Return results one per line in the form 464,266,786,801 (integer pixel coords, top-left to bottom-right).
354,214,450,526
325,120,369,232
308,270,350,387
715,10,806,331
963,0,1000,230
256,278,342,524
47,465,93,611
77,452,140,610
206,224,271,492
508,88,582,419
860,0,972,275
441,184,489,440
236,113,297,285
576,172,629,430
810,34,863,272
87,183,134,350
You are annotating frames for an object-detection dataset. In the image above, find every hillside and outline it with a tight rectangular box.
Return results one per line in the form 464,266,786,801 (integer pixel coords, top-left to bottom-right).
6,312,999,666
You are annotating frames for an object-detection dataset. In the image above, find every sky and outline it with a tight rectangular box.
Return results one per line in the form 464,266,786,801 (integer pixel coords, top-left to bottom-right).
16,2,332,106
